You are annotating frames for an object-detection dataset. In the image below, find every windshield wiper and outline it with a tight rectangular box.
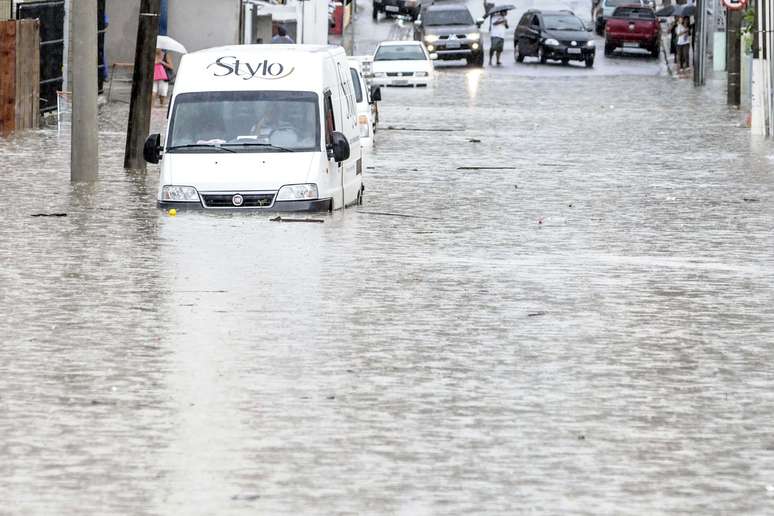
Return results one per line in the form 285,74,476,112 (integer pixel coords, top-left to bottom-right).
222,142,295,152
167,143,236,153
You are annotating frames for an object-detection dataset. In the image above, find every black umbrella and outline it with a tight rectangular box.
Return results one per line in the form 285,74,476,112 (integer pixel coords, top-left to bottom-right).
656,4,696,17
485,4,516,17
676,4,696,17
655,5,677,16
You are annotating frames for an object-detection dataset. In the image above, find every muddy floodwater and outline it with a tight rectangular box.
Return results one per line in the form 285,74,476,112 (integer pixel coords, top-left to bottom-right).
2,64,774,514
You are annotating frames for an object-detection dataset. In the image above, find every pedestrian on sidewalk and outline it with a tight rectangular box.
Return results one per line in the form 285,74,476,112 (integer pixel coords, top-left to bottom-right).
153,49,173,106
271,25,295,44
676,17,691,73
489,10,508,66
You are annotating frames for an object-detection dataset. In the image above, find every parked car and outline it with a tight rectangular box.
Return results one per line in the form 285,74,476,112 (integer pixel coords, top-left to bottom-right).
373,0,423,21
348,58,379,151
595,0,651,35
371,41,435,87
604,5,661,57
413,4,485,67
514,10,596,68
349,55,380,131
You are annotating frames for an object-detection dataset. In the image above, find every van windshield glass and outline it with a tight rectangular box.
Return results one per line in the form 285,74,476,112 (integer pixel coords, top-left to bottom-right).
374,45,426,61
167,91,320,153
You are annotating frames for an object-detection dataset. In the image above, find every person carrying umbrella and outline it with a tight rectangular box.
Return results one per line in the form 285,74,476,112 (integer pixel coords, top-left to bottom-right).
153,49,174,106
489,10,509,66
153,36,187,106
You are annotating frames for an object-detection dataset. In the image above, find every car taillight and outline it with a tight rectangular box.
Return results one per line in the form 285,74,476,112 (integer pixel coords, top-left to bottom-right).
358,115,369,126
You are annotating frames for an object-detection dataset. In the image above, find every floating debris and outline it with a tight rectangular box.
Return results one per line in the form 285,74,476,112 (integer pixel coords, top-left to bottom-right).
270,216,325,223
358,211,442,220
458,166,517,171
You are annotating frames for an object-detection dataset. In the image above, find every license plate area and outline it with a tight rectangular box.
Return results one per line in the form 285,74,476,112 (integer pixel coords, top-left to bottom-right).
445,41,461,49
567,48,581,54
623,41,640,47
385,5,399,12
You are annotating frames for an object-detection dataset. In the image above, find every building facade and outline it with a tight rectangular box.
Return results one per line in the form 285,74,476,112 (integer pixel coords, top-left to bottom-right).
106,0,242,69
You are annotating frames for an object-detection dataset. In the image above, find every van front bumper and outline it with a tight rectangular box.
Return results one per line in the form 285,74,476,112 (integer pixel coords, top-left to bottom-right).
158,198,333,212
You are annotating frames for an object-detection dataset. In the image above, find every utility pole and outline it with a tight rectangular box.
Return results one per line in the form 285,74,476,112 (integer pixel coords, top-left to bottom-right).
693,0,706,86
71,0,98,181
124,0,160,170
349,0,356,54
727,9,743,106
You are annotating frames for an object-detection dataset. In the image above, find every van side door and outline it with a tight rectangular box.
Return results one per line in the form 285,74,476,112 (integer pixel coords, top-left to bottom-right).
323,90,344,210
334,60,362,207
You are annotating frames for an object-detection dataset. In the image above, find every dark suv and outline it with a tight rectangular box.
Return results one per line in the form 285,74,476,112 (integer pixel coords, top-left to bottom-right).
373,0,423,21
413,4,485,66
514,10,596,68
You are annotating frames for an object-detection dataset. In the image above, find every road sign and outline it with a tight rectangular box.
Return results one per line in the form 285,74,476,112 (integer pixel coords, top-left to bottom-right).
722,0,747,11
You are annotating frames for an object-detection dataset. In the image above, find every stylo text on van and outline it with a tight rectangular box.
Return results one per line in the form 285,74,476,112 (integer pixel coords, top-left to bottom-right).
207,56,295,80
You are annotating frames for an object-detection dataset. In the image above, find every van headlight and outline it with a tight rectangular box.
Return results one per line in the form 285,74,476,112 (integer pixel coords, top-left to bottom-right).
545,38,560,46
424,34,439,43
466,33,480,40
414,71,428,77
586,40,596,47
162,185,199,202
373,72,386,77
276,184,319,201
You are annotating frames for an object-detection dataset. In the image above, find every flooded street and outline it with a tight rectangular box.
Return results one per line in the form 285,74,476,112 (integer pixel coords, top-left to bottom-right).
3,14,774,515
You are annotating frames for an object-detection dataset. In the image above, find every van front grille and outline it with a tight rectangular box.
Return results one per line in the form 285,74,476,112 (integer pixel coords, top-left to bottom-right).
201,193,276,208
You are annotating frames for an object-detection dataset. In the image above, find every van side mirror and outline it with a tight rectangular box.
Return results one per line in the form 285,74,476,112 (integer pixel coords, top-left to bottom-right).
328,131,350,162
370,85,382,102
476,17,485,27
414,19,422,27
144,133,162,164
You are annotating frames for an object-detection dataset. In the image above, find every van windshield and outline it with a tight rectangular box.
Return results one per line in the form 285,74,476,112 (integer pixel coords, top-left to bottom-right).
167,91,320,153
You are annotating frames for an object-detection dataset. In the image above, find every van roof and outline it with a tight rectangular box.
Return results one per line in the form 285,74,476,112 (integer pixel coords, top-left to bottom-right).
174,44,346,95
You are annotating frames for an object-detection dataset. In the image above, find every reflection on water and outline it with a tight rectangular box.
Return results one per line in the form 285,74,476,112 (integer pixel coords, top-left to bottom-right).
1,69,774,514
465,68,483,100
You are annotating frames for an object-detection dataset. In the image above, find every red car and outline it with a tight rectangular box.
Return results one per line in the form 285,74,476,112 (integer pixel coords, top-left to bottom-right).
604,5,661,57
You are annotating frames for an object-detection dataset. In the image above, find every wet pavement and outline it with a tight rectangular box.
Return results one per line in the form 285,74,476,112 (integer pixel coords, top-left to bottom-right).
3,4,774,515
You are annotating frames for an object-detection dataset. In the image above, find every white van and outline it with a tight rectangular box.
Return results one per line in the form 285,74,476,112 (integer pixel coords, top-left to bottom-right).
144,45,364,212
347,58,380,151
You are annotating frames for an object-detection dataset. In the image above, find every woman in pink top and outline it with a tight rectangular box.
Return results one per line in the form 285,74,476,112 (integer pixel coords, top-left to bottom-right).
153,49,174,106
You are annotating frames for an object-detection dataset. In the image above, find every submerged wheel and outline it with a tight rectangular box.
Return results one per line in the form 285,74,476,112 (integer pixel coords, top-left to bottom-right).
372,5,378,20
585,56,595,68
538,46,547,64
561,58,569,65
604,43,613,57
515,41,524,63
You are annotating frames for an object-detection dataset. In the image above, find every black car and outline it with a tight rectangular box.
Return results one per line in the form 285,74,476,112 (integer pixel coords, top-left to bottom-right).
373,0,423,21
514,10,596,68
413,4,485,66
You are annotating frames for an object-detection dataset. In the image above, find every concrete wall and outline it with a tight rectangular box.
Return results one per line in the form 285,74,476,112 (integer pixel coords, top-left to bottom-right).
106,0,141,67
168,0,241,53
106,0,241,70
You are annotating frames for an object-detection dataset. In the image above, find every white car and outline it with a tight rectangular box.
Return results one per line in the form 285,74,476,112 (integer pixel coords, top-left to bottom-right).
371,41,435,88
348,58,377,151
